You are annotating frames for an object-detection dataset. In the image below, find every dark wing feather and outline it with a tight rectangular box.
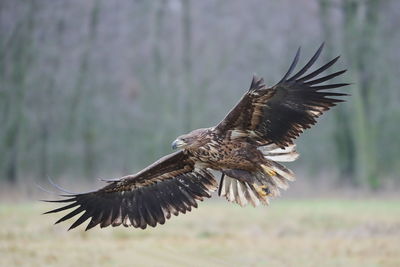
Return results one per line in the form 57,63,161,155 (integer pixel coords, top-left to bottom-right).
44,151,217,231
215,44,349,147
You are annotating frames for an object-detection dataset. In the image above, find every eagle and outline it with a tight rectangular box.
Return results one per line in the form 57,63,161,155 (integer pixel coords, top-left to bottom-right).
44,44,348,230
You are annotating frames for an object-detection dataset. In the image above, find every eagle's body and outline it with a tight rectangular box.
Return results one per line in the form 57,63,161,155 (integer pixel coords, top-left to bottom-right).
45,44,349,230
186,128,263,171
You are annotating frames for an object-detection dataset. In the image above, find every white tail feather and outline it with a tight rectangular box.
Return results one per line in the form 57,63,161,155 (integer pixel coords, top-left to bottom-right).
220,176,267,207
271,175,289,190
236,181,248,206
270,162,296,182
228,179,237,202
220,176,260,207
246,182,261,206
259,144,299,162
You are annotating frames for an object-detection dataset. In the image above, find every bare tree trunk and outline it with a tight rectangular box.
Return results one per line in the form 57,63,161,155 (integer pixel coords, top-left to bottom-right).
181,0,193,131
357,0,381,189
341,0,381,189
318,0,356,183
66,0,101,135
152,0,166,97
1,2,36,183
64,0,101,178
150,0,167,157
82,0,101,178
38,2,67,180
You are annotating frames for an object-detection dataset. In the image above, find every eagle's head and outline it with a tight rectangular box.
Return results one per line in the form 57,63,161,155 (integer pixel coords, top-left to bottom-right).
172,128,210,150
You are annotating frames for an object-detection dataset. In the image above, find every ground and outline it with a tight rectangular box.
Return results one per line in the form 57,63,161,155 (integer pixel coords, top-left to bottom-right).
1,199,399,267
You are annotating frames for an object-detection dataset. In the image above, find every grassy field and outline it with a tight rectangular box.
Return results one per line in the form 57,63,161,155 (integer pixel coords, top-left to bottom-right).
1,199,399,267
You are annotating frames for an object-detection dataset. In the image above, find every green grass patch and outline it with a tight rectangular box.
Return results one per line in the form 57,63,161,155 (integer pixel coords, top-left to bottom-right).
1,199,399,266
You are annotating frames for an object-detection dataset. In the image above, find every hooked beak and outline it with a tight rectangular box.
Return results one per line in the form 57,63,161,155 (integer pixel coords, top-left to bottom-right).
171,138,186,150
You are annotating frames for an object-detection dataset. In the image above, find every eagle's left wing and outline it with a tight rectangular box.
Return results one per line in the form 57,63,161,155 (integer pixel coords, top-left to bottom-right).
215,43,349,147
44,151,217,230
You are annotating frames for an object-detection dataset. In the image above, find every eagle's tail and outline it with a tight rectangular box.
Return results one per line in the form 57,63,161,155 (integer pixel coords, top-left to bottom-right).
219,144,298,207
219,174,263,207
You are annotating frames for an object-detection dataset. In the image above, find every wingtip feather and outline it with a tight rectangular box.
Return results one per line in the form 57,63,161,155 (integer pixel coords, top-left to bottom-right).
278,46,301,84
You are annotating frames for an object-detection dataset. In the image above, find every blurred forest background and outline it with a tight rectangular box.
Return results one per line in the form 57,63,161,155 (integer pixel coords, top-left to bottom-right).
1,0,399,193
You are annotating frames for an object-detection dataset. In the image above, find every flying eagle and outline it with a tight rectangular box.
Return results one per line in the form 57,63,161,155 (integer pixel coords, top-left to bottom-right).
45,44,348,230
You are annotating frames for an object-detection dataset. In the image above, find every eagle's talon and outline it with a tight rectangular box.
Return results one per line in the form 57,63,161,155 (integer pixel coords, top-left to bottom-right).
263,186,271,195
254,184,270,197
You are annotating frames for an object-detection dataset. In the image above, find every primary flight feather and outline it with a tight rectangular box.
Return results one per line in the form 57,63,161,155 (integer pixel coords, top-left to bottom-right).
45,43,349,230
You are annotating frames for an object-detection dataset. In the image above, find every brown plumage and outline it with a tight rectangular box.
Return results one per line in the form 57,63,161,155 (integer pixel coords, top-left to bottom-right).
44,43,349,230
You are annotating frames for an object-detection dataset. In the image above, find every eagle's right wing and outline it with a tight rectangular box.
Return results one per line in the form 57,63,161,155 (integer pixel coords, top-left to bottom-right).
44,151,217,230
215,43,349,148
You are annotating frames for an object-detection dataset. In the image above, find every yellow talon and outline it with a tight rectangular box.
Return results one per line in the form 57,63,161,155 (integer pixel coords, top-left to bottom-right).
254,184,269,197
261,164,276,177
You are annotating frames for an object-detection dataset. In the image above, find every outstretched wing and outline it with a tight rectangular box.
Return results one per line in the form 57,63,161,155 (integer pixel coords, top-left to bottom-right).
215,43,349,147
44,151,217,231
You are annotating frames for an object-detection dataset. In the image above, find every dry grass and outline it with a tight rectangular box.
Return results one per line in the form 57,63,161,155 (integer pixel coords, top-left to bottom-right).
1,199,399,267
